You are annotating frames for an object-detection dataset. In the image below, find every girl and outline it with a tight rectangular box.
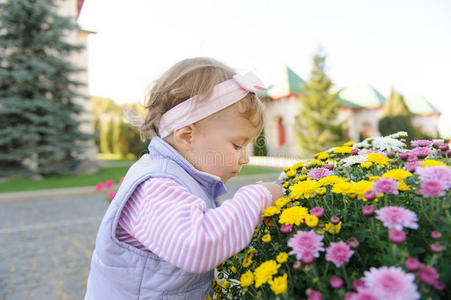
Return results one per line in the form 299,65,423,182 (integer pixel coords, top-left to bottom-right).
85,57,283,300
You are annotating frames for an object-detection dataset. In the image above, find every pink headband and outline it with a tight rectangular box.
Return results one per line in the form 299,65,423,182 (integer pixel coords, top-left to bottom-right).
158,72,266,138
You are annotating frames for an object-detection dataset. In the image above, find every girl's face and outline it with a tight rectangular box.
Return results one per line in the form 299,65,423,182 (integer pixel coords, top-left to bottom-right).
188,105,259,183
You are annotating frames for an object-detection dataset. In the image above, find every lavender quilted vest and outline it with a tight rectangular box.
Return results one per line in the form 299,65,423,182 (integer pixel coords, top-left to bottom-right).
85,137,227,300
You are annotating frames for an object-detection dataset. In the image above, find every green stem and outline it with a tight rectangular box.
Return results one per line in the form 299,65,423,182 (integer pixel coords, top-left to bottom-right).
341,265,351,289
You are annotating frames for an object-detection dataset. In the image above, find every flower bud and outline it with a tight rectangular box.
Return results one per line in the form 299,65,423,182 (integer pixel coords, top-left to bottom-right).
405,257,420,271
388,229,406,244
362,205,375,216
330,216,340,225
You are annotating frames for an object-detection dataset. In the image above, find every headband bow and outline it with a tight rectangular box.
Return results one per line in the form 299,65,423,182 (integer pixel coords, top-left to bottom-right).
233,72,266,93
158,71,266,138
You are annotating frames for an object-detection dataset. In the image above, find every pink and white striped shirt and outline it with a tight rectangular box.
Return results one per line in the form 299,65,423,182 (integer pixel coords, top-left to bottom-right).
116,177,272,273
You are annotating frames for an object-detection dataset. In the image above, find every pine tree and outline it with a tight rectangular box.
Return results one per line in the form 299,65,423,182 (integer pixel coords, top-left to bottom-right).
253,128,268,156
295,52,345,155
378,89,417,139
0,0,93,177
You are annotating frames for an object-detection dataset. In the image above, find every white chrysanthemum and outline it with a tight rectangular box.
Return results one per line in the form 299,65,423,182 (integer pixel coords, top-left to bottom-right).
303,161,314,168
340,155,368,166
432,139,445,143
389,131,408,138
371,137,406,152
326,147,336,153
353,140,371,149
277,171,287,183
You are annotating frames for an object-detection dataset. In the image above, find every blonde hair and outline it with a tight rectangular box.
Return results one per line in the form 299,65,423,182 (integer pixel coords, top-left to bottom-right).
135,57,264,141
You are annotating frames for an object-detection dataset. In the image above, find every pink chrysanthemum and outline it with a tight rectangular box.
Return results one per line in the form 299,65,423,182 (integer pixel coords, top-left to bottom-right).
398,151,411,160
375,206,418,230
310,207,324,218
351,289,379,300
417,266,438,285
388,229,406,244
326,241,354,267
372,178,399,195
411,147,434,158
411,139,433,147
329,276,344,289
419,179,446,197
363,266,420,300
307,167,334,180
405,257,420,271
307,290,323,300
416,166,451,189
288,230,324,261
281,224,293,233
405,161,422,172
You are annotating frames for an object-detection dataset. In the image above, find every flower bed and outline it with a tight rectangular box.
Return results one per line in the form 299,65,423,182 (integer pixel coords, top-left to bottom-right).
214,132,450,300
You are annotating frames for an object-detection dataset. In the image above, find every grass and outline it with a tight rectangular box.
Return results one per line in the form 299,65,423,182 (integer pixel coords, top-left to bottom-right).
0,165,281,193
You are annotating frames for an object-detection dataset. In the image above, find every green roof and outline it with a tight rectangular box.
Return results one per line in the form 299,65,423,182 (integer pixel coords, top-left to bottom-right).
403,93,441,114
338,84,386,108
256,84,273,98
287,66,307,94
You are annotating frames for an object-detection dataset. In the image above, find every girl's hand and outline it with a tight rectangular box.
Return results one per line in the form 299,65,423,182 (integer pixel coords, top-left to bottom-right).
259,182,283,203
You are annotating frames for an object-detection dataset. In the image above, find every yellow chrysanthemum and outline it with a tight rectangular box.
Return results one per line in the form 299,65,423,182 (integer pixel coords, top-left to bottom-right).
294,174,307,182
324,221,342,234
360,162,373,169
289,179,323,199
262,233,271,243
318,175,347,186
275,197,291,208
352,180,373,200
305,214,319,227
240,270,254,287
242,257,252,268
382,169,412,181
292,162,304,170
262,206,280,217
333,146,353,154
286,169,297,177
367,175,381,182
276,252,288,264
331,181,354,195
278,206,309,225
254,260,280,288
422,159,448,168
344,141,354,147
314,151,329,161
283,182,290,188
365,153,390,167
270,273,288,295
230,266,237,273
398,180,411,191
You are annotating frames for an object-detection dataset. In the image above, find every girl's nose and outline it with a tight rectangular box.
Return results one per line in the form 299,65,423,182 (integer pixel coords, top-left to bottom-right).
239,148,250,165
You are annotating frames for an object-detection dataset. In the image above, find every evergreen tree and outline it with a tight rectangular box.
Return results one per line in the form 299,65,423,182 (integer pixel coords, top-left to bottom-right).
378,89,417,139
0,0,93,177
253,128,268,156
295,51,346,155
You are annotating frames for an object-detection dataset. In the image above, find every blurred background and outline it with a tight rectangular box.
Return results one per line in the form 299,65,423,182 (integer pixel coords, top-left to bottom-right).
0,0,450,299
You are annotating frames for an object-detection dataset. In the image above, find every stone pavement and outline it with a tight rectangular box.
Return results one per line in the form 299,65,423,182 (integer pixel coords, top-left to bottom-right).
0,173,279,300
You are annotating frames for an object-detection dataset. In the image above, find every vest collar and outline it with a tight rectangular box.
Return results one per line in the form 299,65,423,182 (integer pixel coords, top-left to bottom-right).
148,137,227,200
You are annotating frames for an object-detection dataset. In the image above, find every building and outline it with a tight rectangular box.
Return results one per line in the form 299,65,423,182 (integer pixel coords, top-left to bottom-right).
258,67,441,157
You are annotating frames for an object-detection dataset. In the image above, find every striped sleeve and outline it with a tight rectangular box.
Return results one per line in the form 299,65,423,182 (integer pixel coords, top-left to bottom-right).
118,177,273,273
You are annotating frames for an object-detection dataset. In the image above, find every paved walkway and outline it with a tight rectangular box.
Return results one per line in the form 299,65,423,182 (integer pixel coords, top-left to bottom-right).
0,173,279,300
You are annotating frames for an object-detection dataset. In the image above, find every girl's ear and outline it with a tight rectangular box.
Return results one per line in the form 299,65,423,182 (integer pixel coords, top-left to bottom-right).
172,124,197,151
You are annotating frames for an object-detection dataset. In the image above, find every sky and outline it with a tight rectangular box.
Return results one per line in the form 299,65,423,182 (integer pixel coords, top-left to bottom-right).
78,0,451,137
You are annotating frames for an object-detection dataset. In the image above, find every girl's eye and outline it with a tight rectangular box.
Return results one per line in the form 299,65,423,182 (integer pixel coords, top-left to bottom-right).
233,144,242,150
